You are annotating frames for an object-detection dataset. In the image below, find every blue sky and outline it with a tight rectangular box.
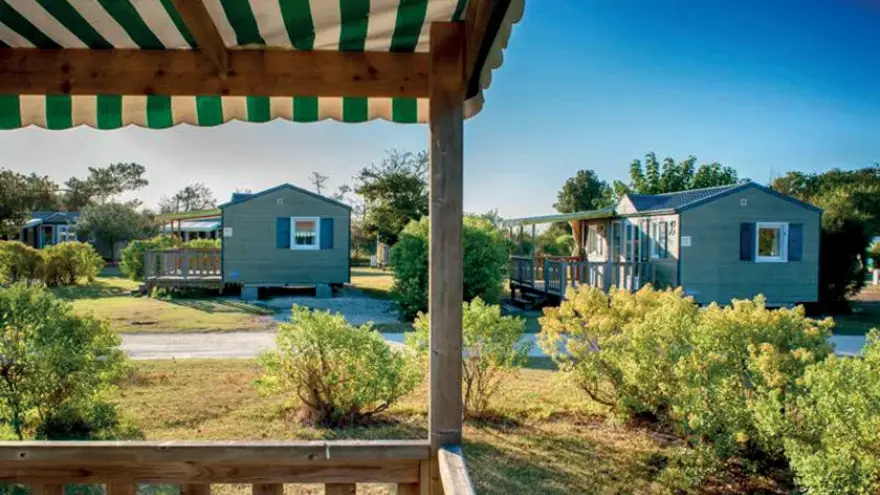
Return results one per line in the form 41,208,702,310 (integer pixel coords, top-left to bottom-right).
1,0,878,218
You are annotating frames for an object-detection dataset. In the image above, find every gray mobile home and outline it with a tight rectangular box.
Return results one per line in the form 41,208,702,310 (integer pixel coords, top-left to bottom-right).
219,184,351,298
506,182,821,307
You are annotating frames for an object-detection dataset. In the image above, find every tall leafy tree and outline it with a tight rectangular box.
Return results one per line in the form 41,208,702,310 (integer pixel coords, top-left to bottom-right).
771,164,880,311
158,183,217,213
0,170,61,235
554,169,613,213
62,162,148,210
76,202,156,259
614,153,739,195
355,149,428,245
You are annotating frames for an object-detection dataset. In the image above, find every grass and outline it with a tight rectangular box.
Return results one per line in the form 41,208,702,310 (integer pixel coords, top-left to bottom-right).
114,359,787,495
349,267,394,300
52,268,276,333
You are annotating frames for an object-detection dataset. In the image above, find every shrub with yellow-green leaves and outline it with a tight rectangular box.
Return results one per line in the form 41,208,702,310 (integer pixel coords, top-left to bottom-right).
539,285,699,421
408,297,530,418
782,331,880,495
540,285,836,487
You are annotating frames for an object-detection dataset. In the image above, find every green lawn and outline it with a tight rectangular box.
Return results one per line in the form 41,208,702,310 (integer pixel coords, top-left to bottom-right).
349,266,395,299
114,359,787,495
52,269,275,333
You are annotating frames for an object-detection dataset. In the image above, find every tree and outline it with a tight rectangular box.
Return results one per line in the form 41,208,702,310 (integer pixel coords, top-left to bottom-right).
0,169,61,235
355,149,429,245
62,162,148,210
554,169,613,213
158,183,217,213
76,202,156,259
771,165,880,311
614,153,739,195
309,171,329,195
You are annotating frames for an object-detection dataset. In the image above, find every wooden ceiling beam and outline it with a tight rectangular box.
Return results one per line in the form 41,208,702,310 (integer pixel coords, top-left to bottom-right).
171,0,229,75
0,48,431,98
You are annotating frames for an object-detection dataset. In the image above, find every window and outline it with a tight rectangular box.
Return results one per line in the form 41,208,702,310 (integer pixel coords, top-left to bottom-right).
586,225,604,256
291,217,320,250
611,221,621,260
651,221,669,259
756,222,787,262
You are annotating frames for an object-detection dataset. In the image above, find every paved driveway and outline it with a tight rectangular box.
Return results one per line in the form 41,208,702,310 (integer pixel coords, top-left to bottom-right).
120,332,865,360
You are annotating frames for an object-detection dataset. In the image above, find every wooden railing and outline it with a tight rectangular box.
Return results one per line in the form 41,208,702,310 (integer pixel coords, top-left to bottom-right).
522,257,655,297
144,248,221,281
0,440,450,494
509,255,535,287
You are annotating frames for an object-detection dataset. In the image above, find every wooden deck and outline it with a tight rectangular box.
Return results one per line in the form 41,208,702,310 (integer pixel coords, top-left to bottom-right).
510,255,654,300
144,249,223,290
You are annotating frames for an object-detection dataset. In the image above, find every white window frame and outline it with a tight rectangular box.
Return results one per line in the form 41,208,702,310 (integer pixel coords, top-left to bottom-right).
755,222,788,263
650,220,670,259
290,216,320,251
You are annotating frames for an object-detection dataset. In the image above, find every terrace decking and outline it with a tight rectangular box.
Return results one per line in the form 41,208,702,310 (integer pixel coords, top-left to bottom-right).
143,249,223,291
510,255,655,302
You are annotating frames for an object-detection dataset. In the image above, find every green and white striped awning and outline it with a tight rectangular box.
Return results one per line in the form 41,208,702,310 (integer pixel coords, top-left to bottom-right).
0,0,523,129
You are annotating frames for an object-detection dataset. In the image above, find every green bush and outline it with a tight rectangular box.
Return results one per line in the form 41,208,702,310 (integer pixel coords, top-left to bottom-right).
119,235,180,280
0,284,132,440
40,241,104,287
782,331,880,495
539,286,699,420
390,217,510,320
184,238,221,249
408,298,531,418
255,306,420,427
674,298,833,461
539,286,835,486
0,241,43,285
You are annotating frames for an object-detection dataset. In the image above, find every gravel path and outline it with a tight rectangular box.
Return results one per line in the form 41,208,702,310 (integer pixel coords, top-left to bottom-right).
258,294,399,326
120,332,865,360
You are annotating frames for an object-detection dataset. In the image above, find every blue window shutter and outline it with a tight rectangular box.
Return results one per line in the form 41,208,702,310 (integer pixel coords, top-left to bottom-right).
276,217,290,249
320,217,334,249
740,223,755,261
789,223,803,261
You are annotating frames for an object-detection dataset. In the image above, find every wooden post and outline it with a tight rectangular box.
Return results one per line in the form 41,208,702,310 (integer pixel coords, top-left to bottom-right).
531,224,537,286
428,21,465,494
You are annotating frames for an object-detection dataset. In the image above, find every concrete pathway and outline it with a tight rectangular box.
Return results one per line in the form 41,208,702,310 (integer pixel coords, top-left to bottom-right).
120,332,865,360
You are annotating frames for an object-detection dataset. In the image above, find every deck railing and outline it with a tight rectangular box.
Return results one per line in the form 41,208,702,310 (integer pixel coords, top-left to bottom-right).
0,440,478,494
509,255,535,287
512,256,655,297
144,248,221,282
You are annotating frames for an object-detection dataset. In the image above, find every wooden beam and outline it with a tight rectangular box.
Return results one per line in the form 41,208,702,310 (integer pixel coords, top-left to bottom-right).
171,0,229,75
0,48,431,98
428,20,465,493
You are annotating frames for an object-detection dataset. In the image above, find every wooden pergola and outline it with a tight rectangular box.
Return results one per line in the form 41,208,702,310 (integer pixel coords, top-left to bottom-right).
0,0,524,493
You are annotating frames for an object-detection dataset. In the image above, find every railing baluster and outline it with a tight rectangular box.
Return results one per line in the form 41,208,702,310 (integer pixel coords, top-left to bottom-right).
107,482,137,495
324,484,355,495
181,485,210,495
32,484,63,495
252,484,282,495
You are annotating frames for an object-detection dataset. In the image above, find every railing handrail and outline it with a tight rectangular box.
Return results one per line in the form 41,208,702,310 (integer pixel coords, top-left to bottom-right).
0,440,430,485
439,445,476,495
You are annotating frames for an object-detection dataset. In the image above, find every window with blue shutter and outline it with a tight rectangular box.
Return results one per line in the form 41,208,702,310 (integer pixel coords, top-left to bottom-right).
276,217,290,249
740,223,755,261
788,223,803,261
320,217,334,249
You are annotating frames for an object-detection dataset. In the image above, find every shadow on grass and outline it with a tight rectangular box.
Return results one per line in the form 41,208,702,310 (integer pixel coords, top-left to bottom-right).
524,356,558,370
50,279,135,300
165,298,274,316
